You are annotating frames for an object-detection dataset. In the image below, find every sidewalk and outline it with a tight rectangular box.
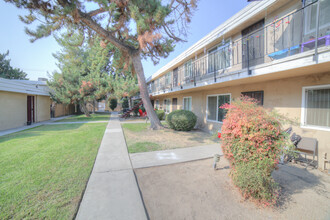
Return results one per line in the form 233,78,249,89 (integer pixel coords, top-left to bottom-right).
76,112,148,220
130,144,222,169
0,115,72,137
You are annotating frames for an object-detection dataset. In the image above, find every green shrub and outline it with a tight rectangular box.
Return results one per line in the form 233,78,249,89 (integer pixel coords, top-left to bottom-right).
166,110,197,131
155,110,165,120
109,99,117,111
221,96,294,206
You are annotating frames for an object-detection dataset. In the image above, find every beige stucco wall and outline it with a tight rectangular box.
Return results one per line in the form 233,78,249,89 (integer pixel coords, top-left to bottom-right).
152,72,330,169
0,92,51,131
35,95,51,122
0,91,27,131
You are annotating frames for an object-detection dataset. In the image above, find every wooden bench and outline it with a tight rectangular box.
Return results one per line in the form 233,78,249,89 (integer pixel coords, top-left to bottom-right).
293,137,318,168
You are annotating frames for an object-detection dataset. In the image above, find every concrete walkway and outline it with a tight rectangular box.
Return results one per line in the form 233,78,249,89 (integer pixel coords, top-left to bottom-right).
76,112,148,220
130,144,222,169
0,115,72,137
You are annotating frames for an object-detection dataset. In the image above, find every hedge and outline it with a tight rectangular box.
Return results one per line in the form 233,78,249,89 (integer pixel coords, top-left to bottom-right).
166,110,197,131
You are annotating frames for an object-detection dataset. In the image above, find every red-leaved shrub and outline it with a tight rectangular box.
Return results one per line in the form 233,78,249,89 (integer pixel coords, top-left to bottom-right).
221,96,292,206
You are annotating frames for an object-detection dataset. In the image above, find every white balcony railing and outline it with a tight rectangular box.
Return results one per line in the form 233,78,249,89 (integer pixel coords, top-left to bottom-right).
149,1,330,95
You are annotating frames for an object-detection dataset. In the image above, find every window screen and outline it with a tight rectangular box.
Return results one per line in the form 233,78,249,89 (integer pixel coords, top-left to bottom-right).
305,88,330,128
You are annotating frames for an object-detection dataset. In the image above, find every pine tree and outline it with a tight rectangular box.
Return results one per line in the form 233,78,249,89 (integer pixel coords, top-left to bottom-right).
7,0,197,129
109,99,118,111
48,34,113,117
0,51,28,80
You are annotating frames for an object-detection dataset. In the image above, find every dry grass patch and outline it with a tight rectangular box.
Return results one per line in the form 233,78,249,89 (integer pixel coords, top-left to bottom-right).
121,122,218,153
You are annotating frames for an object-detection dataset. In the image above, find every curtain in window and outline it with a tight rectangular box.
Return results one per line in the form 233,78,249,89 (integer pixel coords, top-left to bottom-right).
306,88,330,127
207,96,217,121
305,0,330,34
164,99,171,113
184,60,192,80
183,97,192,111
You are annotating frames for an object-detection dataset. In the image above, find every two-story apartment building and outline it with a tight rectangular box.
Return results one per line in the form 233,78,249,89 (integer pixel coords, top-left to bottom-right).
147,0,330,169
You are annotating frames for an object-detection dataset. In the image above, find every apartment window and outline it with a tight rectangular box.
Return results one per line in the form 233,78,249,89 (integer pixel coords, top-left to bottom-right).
155,99,160,110
156,79,160,90
302,85,330,130
241,91,264,105
208,40,231,73
164,98,171,113
304,0,330,34
183,97,192,111
207,94,231,122
184,60,193,80
165,72,172,86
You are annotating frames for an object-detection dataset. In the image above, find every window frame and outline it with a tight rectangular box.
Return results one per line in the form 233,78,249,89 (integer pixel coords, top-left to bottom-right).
304,0,330,35
241,90,264,106
184,59,193,80
155,99,160,109
206,93,231,123
301,84,330,131
183,96,192,111
164,98,171,113
207,39,232,74
165,71,172,87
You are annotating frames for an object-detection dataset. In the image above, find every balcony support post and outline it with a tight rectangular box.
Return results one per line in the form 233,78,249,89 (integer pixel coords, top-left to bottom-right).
247,39,252,75
314,0,320,63
213,53,217,82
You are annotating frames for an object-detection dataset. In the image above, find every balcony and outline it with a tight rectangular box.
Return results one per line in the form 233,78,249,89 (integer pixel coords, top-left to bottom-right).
148,1,330,95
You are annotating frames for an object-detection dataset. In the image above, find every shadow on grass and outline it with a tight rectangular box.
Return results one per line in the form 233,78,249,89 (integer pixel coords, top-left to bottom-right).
273,164,326,210
0,124,84,144
94,112,111,115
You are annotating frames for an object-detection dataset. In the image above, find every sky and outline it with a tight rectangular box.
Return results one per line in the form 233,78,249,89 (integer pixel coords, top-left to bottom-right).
0,0,250,81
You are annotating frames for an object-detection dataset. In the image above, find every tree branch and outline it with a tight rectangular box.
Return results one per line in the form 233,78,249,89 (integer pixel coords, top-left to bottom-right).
75,9,138,54
87,8,106,17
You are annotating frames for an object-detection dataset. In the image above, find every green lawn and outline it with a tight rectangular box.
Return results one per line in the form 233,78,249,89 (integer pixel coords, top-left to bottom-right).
0,123,107,219
121,122,151,132
57,113,111,122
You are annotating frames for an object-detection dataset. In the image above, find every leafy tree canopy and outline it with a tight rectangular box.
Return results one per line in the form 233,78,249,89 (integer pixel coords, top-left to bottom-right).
48,32,139,116
0,51,28,80
6,0,197,129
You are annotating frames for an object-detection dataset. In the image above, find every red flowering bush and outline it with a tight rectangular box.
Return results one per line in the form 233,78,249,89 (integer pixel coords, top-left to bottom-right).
221,96,291,206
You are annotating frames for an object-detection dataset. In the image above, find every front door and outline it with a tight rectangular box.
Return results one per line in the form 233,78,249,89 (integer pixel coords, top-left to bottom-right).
27,96,35,125
172,98,178,111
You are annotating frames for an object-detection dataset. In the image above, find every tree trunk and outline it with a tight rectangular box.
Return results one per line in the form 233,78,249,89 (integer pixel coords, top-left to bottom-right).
77,12,161,129
80,102,91,117
93,100,96,113
131,53,163,130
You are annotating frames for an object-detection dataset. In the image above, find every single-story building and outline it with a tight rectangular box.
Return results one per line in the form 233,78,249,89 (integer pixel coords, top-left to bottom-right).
0,78,74,131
